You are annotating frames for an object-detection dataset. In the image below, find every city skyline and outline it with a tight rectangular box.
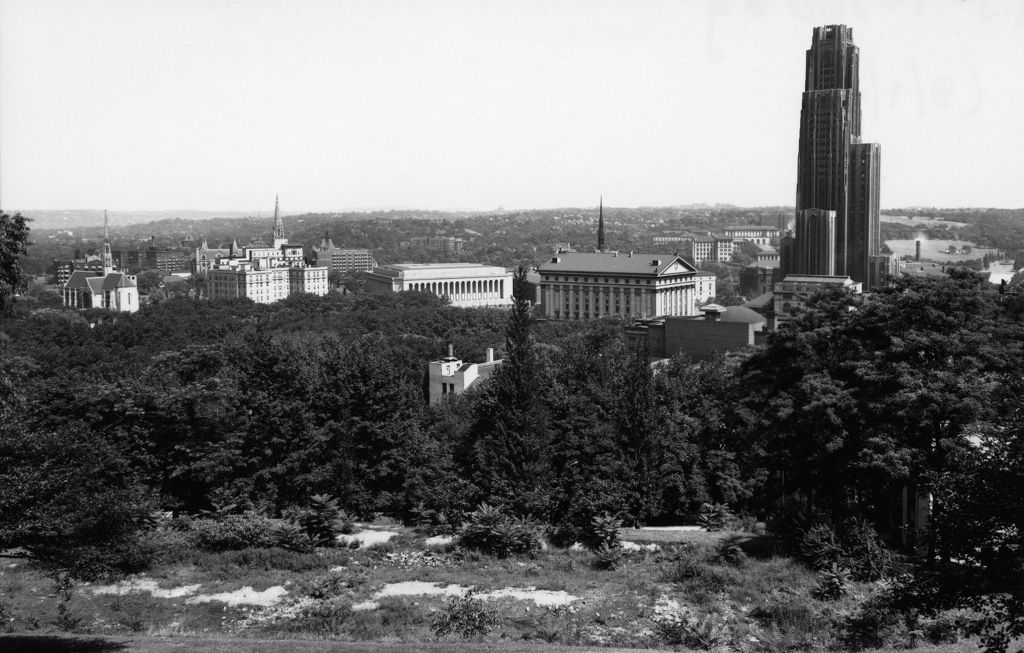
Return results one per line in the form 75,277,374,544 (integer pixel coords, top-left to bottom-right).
2,0,1023,212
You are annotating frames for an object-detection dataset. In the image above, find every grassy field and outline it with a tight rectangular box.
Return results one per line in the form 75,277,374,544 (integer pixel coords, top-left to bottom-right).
0,524,983,652
880,214,968,228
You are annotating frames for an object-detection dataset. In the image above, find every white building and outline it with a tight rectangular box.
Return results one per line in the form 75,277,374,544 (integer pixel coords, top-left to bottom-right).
62,211,139,313
536,252,701,320
363,263,513,308
694,271,718,303
206,197,329,304
722,226,780,246
427,345,503,404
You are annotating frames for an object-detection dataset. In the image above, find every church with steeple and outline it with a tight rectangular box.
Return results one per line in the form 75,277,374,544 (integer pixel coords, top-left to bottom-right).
61,211,140,312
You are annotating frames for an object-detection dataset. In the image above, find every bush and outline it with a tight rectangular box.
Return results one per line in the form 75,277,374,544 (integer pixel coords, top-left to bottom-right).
715,538,748,567
653,606,731,650
297,494,343,546
583,513,621,552
457,503,541,558
813,563,852,600
267,598,352,635
800,518,893,582
179,512,279,551
592,544,624,571
431,591,502,639
840,596,904,651
799,522,844,570
841,517,893,581
273,521,314,553
697,503,735,532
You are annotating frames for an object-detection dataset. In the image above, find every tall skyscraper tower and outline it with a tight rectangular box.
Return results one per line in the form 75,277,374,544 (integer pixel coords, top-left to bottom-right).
785,25,881,287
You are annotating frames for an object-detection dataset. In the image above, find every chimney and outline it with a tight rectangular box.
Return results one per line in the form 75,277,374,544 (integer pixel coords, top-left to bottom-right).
485,347,494,363
701,304,726,321
447,343,454,358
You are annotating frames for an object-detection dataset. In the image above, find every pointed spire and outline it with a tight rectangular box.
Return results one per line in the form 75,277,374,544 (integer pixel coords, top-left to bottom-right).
272,194,285,246
597,196,606,252
102,209,114,275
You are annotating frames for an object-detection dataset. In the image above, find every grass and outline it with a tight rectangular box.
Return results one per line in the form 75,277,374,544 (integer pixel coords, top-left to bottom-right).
0,522,987,651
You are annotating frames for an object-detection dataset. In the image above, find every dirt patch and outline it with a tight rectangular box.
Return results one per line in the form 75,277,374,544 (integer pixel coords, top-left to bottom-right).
424,535,453,547
91,578,201,599
374,581,466,598
359,581,580,610
482,587,577,607
185,585,288,606
336,529,398,547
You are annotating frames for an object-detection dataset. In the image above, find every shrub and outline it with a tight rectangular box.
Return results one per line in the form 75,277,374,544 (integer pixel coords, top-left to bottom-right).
297,494,343,546
799,522,844,570
592,544,624,571
583,513,622,551
841,517,893,581
840,597,903,651
431,591,502,639
273,521,314,552
800,518,893,582
715,538,748,567
181,512,279,551
813,563,852,600
697,503,734,532
458,503,541,558
653,606,730,650
268,598,352,635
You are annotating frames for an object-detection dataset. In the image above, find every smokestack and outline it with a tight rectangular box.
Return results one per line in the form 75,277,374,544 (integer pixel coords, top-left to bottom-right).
485,347,494,363
915,240,921,262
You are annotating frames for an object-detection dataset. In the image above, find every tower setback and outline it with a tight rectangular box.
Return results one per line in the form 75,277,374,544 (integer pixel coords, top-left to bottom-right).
787,24,882,288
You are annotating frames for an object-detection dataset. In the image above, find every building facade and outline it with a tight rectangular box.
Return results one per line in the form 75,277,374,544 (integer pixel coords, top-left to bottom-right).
62,212,139,313
625,304,767,361
427,345,503,404
313,235,376,276
722,226,780,246
536,252,700,320
401,235,465,253
784,25,882,288
363,263,513,308
772,274,862,327
206,197,329,304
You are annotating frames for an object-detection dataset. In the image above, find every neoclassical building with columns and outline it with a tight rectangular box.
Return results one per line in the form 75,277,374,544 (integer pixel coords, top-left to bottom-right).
363,263,513,308
536,252,701,320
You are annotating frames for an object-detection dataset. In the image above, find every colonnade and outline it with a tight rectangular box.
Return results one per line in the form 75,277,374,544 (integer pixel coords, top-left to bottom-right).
408,278,505,302
543,283,695,320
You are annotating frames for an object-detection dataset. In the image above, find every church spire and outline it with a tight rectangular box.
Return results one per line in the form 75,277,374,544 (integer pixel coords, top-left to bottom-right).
597,196,606,252
102,209,114,275
272,194,285,246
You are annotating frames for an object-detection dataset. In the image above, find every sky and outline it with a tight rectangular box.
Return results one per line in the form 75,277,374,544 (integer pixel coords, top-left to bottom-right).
1,0,1022,213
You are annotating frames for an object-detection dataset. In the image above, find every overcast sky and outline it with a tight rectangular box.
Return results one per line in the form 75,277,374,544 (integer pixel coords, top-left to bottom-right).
2,0,1022,213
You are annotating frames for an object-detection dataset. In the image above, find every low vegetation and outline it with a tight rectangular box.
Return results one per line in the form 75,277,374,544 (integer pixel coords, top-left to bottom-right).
0,518,984,651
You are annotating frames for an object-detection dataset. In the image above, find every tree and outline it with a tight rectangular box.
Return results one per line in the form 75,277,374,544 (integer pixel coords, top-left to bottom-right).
0,211,31,312
461,268,553,515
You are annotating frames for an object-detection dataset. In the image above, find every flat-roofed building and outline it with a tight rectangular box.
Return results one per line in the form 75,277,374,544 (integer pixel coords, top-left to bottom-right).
537,252,700,320
773,274,862,327
722,226,780,245
625,304,768,361
363,263,513,308
313,235,375,276
427,344,503,404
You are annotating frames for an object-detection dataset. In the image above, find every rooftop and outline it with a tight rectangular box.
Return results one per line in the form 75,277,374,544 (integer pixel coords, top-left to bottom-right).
538,252,696,276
